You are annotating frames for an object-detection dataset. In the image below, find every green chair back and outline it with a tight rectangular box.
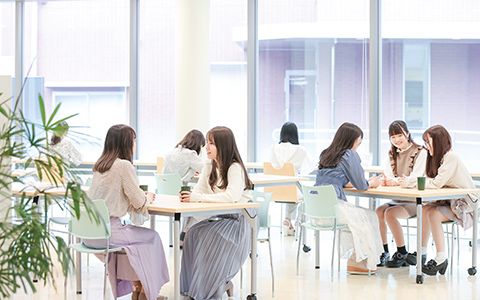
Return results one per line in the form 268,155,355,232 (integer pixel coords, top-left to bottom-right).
252,191,273,228
301,184,339,220
69,199,111,239
155,173,182,195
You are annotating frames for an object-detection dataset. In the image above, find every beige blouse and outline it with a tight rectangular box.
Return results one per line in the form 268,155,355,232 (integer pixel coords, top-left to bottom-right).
88,158,150,217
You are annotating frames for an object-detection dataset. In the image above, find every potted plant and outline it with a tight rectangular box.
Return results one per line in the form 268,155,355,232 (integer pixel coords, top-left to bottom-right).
0,83,93,298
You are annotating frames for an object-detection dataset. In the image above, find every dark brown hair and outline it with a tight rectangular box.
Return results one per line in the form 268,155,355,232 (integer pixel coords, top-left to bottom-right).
206,126,253,191
93,124,136,173
177,129,205,155
388,120,421,174
422,125,452,178
51,121,69,146
319,122,363,169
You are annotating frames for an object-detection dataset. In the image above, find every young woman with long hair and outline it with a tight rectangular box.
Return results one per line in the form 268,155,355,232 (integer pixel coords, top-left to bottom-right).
178,126,256,300
270,122,317,235
84,124,169,300
375,120,427,267
404,125,477,276
313,122,382,274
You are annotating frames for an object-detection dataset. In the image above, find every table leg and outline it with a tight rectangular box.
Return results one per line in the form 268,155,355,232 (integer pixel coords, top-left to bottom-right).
76,236,82,293
416,197,423,284
468,201,478,275
242,209,257,299
315,230,320,269
173,214,181,300
169,217,174,247
150,215,155,230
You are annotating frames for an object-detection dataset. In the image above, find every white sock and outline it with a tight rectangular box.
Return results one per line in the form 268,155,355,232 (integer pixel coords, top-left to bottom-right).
421,247,428,255
435,252,447,264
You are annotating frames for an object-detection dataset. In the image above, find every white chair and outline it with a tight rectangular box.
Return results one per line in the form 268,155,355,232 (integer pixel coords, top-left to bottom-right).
68,199,124,300
296,184,347,281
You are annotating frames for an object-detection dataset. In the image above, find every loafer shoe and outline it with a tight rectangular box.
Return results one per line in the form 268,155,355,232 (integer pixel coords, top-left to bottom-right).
347,258,376,275
386,251,408,268
405,252,426,266
422,259,448,275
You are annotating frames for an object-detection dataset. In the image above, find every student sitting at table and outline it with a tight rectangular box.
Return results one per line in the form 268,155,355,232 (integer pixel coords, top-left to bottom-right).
313,122,382,274
375,120,427,267
163,129,205,185
84,124,169,300
404,125,477,275
48,121,83,167
270,121,317,235
163,129,206,244
178,126,258,300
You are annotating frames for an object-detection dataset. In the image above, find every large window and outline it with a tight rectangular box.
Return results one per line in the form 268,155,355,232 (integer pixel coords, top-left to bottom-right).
256,0,371,164
138,0,176,160
210,0,248,156
23,0,129,161
381,0,480,169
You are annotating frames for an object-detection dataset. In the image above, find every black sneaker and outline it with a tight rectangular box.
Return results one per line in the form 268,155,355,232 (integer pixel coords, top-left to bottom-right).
377,252,390,267
385,251,408,268
405,252,427,266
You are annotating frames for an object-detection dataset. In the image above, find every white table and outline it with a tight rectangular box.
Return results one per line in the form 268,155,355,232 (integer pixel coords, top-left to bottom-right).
343,186,480,284
148,195,260,300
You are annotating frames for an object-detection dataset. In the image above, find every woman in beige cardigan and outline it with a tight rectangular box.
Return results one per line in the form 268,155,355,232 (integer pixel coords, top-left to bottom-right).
405,125,477,276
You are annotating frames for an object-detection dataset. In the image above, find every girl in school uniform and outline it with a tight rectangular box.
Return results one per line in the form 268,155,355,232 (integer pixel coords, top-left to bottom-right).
313,122,383,274
404,125,477,275
163,129,205,185
375,120,427,267
269,122,317,235
178,126,258,300
84,124,169,300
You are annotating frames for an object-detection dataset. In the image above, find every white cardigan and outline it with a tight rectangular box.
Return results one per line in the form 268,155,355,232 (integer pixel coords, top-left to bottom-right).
190,161,251,203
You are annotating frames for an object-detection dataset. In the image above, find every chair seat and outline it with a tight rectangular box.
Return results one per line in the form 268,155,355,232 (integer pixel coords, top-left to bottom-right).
70,243,123,254
49,216,70,225
302,222,348,231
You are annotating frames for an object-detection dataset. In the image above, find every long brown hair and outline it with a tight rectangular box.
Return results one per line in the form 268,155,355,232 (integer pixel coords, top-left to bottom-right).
388,120,421,174
176,129,205,155
51,121,69,146
319,122,363,168
422,125,452,178
93,124,136,173
206,126,253,191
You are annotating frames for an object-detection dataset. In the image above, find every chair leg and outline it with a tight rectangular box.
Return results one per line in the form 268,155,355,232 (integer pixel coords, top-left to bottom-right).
338,230,342,272
267,229,274,297
240,266,243,289
296,226,303,276
104,251,109,300
331,229,337,282
169,217,173,247
406,218,410,249
456,224,460,266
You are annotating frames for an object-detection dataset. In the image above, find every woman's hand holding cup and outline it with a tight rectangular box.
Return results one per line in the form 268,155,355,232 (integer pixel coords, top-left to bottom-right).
180,186,191,202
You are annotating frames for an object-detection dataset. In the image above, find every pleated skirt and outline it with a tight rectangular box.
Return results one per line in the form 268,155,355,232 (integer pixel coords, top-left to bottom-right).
180,209,258,300
83,217,170,300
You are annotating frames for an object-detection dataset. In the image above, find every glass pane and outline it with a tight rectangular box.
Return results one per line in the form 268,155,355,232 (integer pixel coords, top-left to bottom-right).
381,0,480,169
138,0,176,160
23,0,129,161
257,0,370,163
0,1,14,77
210,0,248,156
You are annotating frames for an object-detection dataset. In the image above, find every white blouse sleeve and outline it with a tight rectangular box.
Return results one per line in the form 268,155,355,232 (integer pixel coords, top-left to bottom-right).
190,163,246,203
